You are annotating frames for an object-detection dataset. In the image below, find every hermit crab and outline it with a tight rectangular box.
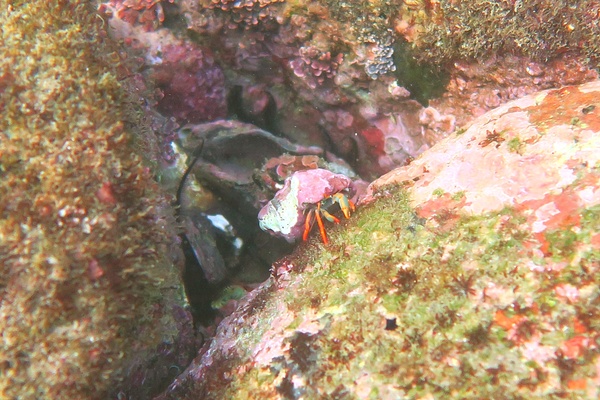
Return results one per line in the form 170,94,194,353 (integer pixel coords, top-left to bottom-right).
258,168,363,244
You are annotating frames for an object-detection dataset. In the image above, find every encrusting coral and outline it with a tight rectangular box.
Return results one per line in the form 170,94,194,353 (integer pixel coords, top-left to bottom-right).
96,0,600,182
0,2,195,399
151,42,227,124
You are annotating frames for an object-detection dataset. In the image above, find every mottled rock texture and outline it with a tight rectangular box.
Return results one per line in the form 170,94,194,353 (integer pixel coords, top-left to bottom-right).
101,0,600,181
158,81,600,399
0,2,195,399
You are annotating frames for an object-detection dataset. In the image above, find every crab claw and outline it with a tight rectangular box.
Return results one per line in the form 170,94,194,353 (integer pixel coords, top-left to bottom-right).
332,193,355,219
320,209,341,224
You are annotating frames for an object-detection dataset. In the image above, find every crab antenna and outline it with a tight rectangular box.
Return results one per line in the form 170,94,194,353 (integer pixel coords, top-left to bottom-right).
176,140,205,208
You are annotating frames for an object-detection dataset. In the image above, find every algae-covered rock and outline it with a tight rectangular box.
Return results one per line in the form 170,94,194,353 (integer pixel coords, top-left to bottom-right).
158,81,600,398
0,2,195,399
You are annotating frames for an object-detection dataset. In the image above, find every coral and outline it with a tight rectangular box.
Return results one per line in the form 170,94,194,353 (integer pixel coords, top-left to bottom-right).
0,2,194,399
325,0,400,78
173,1,424,177
130,0,600,182
155,81,600,399
152,43,227,124
364,39,397,80
205,0,285,29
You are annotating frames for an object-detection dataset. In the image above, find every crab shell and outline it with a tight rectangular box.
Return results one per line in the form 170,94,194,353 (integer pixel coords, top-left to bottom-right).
258,168,356,243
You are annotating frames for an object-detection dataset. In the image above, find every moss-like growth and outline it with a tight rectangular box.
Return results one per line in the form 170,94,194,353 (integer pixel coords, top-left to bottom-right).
393,39,449,106
0,2,189,398
412,0,600,66
507,137,524,154
324,0,399,43
187,180,599,398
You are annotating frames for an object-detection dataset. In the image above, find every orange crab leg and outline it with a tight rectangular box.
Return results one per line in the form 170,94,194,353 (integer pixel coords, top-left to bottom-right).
315,203,329,245
303,194,355,245
303,209,315,241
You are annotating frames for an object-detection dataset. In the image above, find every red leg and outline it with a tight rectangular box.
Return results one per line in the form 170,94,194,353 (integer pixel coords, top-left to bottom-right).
316,205,328,244
303,209,315,241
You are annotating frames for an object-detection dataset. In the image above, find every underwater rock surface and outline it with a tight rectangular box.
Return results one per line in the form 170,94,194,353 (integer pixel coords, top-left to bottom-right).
102,0,599,181
173,120,360,288
158,81,600,399
0,2,196,399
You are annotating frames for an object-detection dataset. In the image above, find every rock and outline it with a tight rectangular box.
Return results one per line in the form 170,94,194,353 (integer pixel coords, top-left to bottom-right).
173,121,358,287
104,0,599,183
157,81,600,399
0,3,196,399
364,80,600,213
177,120,325,216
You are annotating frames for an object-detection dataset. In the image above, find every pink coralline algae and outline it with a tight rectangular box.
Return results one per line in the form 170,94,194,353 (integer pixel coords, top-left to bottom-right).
207,0,285,29
258,169,358,243
256,154,322,191
364,80,600,214
290,47,344,89
99,0,173,31
151,43,227,124
425,54,598,144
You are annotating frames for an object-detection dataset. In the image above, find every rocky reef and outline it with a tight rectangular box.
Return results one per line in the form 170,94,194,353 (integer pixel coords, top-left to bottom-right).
178,0,599,177
408,0,600,66
3,0,600,398
0,2,196,399
158,81,600,398
98,0,600,181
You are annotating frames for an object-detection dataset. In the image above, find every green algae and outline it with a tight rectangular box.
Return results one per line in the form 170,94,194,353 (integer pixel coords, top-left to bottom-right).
508,136,525,155
392,39,449,106
216,181,600,399
412,0,600,67
0,2,188,399
324,0,399,44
